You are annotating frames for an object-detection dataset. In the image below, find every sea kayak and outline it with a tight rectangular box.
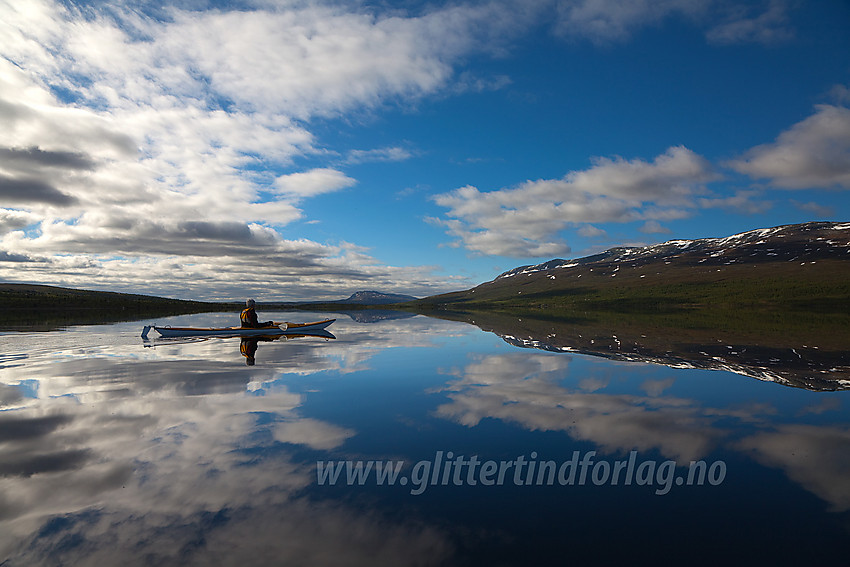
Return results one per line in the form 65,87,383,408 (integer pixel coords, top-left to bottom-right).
142,318,335,339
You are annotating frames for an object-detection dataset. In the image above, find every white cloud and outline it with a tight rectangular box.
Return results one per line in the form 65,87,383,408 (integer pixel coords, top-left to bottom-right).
729,104,850,189
0,233,464,301
274,168,356,198
150,7,453,119
577,224,606,238
568,146,715,199
0,209,39,234
638,220,671,234
431,146,717,257
0,0,828,290
0,0,516,297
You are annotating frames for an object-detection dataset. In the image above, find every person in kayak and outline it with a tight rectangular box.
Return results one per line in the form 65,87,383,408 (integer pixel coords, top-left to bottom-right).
241,299,273,328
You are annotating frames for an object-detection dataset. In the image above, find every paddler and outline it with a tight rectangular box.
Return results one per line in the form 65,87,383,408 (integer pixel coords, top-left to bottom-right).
240,299,274,328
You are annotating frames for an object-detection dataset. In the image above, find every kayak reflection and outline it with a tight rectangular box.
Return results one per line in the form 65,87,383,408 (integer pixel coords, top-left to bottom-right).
141,329,336,364
240,331,336,366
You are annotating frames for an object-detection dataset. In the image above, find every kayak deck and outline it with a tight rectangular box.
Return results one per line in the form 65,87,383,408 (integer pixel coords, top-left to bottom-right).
142,318,335,338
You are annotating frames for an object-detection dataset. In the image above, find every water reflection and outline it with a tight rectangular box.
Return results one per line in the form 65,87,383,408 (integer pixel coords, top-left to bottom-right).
435,350,850,512
430,310,850,391
0,312,849,564
143,330,336,367
0,313,472,565
735,425,850,512
237,331,334,366
436,353,723,463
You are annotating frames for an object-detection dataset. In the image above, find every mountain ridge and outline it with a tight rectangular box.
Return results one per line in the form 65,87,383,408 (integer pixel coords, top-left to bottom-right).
495,221,850,280
337,290,418,304
415,221,850,309
425,308,850,391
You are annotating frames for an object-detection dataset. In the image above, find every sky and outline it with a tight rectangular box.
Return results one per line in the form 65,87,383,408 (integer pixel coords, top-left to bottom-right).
0,0,849,301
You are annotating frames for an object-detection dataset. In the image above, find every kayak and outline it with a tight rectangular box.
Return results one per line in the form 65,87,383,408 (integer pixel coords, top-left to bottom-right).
142,318,335,339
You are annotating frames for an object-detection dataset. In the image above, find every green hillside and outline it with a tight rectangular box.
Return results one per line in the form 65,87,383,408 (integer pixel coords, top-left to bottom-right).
414,259,850,315
0,283,223,328
414,222,850,319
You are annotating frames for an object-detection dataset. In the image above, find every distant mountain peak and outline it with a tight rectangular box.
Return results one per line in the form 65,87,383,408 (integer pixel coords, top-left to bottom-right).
340,290,418,304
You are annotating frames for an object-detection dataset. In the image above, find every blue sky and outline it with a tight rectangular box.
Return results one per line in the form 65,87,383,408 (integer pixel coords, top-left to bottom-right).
0,0,849,300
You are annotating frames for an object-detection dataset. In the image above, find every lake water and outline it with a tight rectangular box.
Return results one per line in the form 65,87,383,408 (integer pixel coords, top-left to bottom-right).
1,311,849,566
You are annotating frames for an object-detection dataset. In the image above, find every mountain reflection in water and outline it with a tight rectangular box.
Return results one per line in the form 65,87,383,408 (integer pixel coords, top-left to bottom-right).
0,311,848,566
433,310,850,391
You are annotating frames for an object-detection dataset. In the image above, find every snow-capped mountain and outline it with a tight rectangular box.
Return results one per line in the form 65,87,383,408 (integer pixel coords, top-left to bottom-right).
495,221,850,281
337,290,418,304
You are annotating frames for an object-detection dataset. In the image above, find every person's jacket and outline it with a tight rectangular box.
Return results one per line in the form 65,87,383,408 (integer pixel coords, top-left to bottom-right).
241,307,260,328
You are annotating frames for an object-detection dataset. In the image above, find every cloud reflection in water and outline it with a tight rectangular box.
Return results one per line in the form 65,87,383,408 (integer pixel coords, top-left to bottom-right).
1,313,850,565
0,315,463,565
435,351,850,511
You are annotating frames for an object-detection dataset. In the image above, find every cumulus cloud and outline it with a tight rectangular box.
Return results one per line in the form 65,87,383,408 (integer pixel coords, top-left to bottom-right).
638,220,671,234
0,251,39,262
0,0,826,290
0,0,516,298
0,232,460,301
431,146,717,257
578,224,607,238
0,175,77,206
143,2,515,120
729,104,850,189
0,147,95,172
273,168,356,198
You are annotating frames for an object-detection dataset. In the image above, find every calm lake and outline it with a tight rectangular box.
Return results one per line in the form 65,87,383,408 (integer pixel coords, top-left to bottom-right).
1,311,849,566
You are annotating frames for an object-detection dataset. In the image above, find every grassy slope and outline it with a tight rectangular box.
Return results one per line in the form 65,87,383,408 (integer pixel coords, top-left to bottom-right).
408,259,850,350
416,259,849,309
